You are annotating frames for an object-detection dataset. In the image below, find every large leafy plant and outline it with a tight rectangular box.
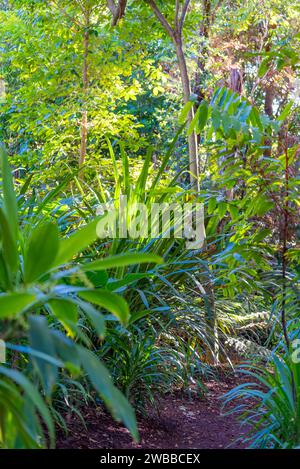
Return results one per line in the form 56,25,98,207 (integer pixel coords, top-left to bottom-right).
71,136,220,392
224,355,300,448
0,145,162,448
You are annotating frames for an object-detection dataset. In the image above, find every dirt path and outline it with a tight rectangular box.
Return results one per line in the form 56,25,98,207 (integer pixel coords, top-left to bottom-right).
57,375,250,449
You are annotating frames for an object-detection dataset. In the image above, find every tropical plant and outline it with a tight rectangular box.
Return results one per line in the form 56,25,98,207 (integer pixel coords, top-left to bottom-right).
0,144,162,447
223,355,300,448
100,326,178,411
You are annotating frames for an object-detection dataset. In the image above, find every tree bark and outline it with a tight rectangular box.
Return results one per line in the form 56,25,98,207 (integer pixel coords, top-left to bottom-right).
106,0,128,25
79,16,89,170
263,86,273,158
264,86,274,118
79,110,88,167
146,0,199,191
194,0,211,103
263,40,273,158
175,40,199,191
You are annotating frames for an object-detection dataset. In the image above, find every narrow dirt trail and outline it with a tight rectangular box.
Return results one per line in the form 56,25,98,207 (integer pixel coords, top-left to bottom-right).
57,374,250,449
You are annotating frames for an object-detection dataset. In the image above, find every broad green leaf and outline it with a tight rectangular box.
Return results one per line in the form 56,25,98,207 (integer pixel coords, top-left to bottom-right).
206,215,219,236
76,299,106,338
24,222,59,283
229,204,239,221
28,316,58,397
218,201,227,219
78,289,129,325
107,272,152,291
78,347,138,441
0,366,55,447
51,330,81,372
86,270,108,287
257,57,270,78
249,107,263,130
253,196,274,216
277,101,293,122
54,217,101,267
211,107,221,130
0,292,36,319
18,173,34,197
252,228,272,243
47,298,78,336
208,197,217,214
0,207,19,274
0,145,18,242
198,100,209,131
187,107,199,136
179,100,193,124
48,298,78,324
136,146,153,196
81,253,162,272
120,143,130,197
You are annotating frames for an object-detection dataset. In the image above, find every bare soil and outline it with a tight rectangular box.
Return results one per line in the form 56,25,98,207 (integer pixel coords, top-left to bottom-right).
57,373,251,449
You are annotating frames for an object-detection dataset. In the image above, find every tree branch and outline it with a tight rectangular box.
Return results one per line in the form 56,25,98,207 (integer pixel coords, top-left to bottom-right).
175,0,180,29
50,0,83,27
106,0,128,26
145,0,175,40
211,0,223,24
179,0,191,33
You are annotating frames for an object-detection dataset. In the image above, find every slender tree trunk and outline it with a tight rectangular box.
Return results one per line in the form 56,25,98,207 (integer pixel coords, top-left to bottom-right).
194,0,211,104
263,41,273,158
106,0,128,25
79,110,88,167
280,130,296,402
79,16,89,170
175,41,199,192
145,0,199,191
264,86,274,118
263,87,273,158
205,275,219,364
176,34,217,362
281,131,290,350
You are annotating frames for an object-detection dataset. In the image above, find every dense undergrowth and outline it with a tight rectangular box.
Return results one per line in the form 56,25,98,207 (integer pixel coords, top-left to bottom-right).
0,87,299,448
0,0,299,451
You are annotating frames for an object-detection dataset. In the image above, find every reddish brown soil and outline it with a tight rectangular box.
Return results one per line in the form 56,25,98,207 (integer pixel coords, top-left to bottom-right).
57,373,251,449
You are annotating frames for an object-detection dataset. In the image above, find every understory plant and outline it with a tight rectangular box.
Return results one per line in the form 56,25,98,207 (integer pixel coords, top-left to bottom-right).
0,145,162,448
72,135,223,389
223,355,300,448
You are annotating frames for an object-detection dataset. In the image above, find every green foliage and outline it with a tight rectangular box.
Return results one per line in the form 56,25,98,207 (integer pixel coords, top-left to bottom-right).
224,355,300,448
0,0,299,451
0,146,165,447
100,328,177,411
0,0,170,184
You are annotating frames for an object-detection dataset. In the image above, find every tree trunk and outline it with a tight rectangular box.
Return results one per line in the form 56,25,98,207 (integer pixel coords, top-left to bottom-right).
79,21,89,170
264,86,273,118
145,0,199,190
79,110,88,167
107,0,128,25
175,40,199,192
194,0,211,104
204,276,219,363
175,36,219,362
263,86,273,158
263,40,273,158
